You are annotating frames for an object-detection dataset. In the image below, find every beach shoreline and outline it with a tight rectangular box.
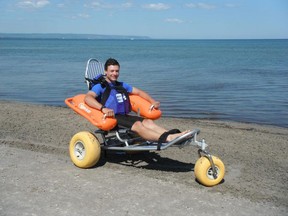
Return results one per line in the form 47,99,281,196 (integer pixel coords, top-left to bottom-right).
1,100,287,215
2,98,287,129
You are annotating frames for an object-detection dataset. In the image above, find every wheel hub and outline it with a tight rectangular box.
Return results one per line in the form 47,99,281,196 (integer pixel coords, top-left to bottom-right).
207,166,219,180
74,141,85,160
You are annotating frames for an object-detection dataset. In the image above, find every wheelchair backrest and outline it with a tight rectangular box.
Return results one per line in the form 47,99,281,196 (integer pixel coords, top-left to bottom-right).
85,58,105,90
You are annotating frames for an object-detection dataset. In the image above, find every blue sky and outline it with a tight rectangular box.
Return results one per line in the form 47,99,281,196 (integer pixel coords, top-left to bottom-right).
0,0,287,39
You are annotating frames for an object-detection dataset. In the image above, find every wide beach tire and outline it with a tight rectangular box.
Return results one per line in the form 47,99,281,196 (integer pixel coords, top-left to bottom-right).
194,156,225,187
69,131,101,168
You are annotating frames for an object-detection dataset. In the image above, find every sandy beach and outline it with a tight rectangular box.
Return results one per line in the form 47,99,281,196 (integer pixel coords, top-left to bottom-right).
0,100,287,216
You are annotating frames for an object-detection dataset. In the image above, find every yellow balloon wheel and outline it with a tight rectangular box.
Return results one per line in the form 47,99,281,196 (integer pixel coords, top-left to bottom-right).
69,131,101,168
194,156,225,187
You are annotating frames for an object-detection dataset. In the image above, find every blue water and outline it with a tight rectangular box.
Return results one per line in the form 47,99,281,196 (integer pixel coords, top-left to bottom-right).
1,38,288,127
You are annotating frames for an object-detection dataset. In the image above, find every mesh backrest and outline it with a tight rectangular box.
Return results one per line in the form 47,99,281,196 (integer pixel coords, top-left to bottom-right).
85,58,105,89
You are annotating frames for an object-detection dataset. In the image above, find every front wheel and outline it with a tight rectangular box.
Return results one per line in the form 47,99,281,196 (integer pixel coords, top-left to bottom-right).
194,156,225,187
69,131,101,168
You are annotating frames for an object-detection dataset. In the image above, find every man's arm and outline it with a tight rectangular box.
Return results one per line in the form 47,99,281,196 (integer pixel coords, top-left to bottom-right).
84,91,115,116
131,87,160,109
84,91,102,110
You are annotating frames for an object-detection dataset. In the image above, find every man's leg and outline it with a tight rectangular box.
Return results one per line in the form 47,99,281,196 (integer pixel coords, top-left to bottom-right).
131,121,161,141
142,119,167,134
131,120,189,142
115,115,188,142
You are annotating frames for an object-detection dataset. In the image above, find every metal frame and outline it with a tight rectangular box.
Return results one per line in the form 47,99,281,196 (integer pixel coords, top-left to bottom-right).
97,128,204,151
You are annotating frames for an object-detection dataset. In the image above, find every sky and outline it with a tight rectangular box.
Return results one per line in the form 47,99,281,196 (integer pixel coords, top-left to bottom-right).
0,0,287,39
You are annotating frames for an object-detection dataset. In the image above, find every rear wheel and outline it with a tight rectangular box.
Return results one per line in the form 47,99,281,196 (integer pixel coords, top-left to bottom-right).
194,156,225,186
69,131,101,168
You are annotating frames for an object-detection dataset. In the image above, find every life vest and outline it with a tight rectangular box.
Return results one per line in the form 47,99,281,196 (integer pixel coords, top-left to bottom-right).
87,75,131,115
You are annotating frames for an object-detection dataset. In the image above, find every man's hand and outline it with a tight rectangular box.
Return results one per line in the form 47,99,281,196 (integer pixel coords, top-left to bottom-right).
152,101,160,109
102,107,115,117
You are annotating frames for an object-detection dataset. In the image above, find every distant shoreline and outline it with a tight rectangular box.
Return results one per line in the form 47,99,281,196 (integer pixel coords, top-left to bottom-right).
0,33,150,40
0,33,287,40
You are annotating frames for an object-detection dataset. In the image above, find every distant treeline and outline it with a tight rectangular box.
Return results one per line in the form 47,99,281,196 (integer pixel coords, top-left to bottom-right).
0,33,150,40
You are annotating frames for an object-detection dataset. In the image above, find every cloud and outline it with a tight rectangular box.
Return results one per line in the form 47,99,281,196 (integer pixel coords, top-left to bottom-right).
77,13,90,19
17,0,50,9
57,3,65,8
86,2,103,9
186,2,216,10
85,1,132,10
225,3,238,8
165,18,184,24
121,2,133,8
142,3,170,10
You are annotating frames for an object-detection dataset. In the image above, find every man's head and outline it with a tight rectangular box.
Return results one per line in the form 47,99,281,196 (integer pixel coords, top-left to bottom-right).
104,58,120,71
104,58,120,82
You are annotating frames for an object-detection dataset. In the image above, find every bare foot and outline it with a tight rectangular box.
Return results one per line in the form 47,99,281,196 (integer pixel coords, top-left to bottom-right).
166,130,190,142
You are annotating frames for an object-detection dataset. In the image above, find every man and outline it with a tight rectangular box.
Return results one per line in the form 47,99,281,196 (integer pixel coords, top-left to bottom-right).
85,58,188,143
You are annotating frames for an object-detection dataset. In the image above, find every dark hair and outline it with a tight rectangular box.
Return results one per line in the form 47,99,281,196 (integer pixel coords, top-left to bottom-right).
104,58,120,70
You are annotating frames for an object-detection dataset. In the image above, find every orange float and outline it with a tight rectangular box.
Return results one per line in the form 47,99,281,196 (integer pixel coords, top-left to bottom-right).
65,94,162,131
129,94,162,120
65,94,117,131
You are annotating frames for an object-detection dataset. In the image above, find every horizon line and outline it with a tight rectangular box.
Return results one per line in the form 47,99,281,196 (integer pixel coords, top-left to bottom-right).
0,32,287,40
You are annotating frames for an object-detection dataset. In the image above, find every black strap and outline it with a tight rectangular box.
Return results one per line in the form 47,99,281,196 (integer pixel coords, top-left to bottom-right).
157,129,181,150
87,75,131,113
86,75,107,90
100,82,130,106
157,132,170,150
168,129,181,134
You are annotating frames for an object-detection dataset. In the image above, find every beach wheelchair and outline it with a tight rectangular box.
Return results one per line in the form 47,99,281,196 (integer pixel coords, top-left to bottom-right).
65,58,225,186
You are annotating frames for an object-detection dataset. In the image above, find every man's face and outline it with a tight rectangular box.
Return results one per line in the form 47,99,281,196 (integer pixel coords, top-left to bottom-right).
105,65,120,82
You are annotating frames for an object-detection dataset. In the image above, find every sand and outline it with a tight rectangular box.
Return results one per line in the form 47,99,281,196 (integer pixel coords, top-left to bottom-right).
0,101,287,216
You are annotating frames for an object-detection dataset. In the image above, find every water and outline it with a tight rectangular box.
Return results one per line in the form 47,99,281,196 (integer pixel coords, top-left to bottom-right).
0,38,287,127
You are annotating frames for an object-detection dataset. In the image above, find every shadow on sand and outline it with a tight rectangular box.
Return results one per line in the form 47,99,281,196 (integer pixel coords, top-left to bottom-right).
94,150,195,173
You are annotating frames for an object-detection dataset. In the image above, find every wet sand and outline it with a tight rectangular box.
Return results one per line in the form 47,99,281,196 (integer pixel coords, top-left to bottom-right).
0,101,287,215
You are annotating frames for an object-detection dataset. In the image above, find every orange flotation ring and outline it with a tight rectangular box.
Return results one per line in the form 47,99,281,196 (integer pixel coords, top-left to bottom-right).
65,94,162,130
129,95,162,120
65,94,117,131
